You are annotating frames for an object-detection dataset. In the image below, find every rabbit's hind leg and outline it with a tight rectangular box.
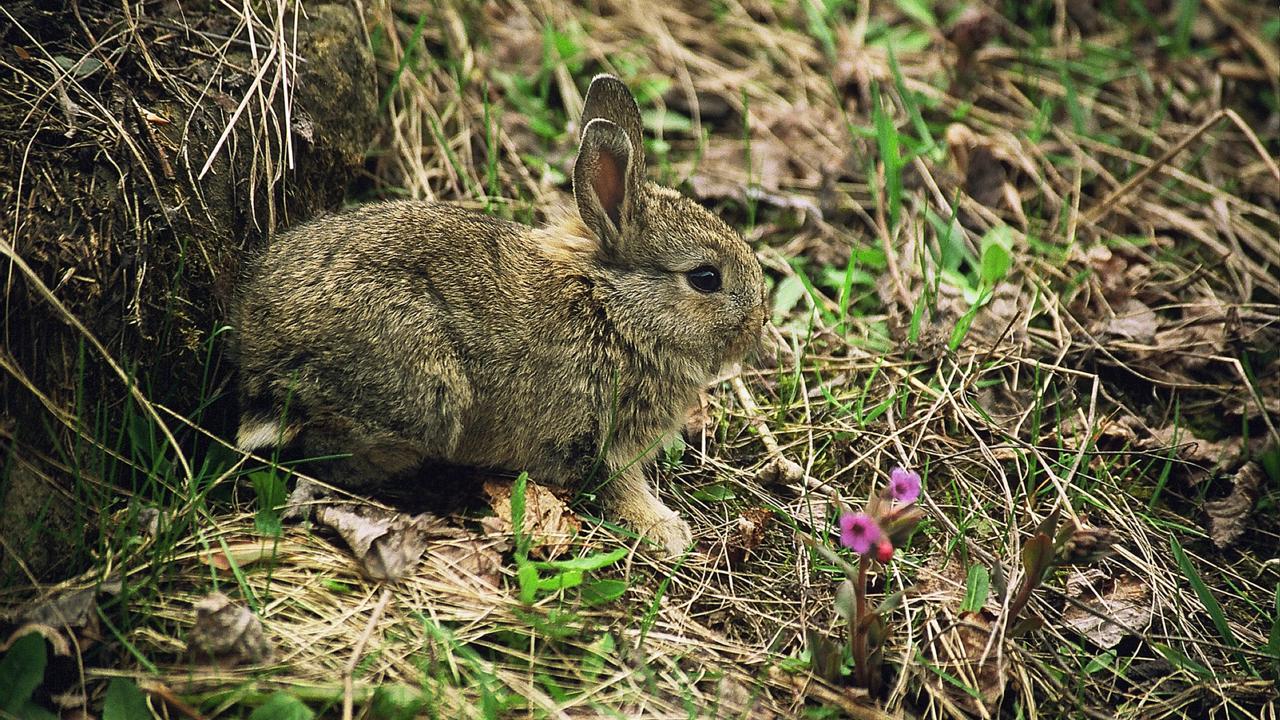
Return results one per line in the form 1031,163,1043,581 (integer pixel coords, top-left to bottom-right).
279,416,429,519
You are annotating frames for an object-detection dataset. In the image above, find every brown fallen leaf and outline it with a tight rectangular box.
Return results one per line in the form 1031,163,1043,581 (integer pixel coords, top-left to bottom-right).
725,506,774,567
483,478,580,560
188,592,272,666
946,6,999,60
1205,462,1263,548
424,535,505,589
205,540,309,572
314,505,453,581
1151,297,1236,373
1062,570,1152,649
923,608,1006,718
945,124,1026,223
1083,244,1153,305
17,577,122,630
1100,297,1161,344
683,390,714,438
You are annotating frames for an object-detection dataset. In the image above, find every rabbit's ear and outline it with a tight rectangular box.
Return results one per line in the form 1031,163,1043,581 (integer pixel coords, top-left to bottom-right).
581,74,646,178
575,118,640,249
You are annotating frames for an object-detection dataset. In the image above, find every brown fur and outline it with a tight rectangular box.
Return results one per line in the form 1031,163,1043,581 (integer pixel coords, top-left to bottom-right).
231,75,766,554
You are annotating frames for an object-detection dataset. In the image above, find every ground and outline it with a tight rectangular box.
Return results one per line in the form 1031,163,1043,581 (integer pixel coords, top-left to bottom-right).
1,1,1277,719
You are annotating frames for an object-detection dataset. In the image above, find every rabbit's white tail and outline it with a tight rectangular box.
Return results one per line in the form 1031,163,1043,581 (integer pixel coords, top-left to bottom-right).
236,418,297,450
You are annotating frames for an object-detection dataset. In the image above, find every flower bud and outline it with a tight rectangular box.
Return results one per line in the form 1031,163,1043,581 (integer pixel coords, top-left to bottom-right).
875,538,895,563
1059,525,1115,565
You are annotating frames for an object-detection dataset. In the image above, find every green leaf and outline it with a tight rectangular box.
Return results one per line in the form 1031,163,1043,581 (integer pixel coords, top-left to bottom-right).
947,288,988,351
804,628,843,682
641,108,692,134
690,483,736,502
1008,616,1043,637
771,275,808,325
583,632,616,680
371,683,427,720
103,678,150,720
0,633,46,714
989,561,1008,603
978,225,1014,287
517,563,540,604
1020,532,1053,583
535,569,583,593
834,579,856,624
1170,537,1250,673
1152,642,1213,679
802,0,837,61
1084,649,1117,675
873,589,907,616
581,579,628,606
961,564,990,613
533,546,627,572
872,86,903,231
511,472,529,562
250,469,286,537
892,0,938,27
249,692,314,720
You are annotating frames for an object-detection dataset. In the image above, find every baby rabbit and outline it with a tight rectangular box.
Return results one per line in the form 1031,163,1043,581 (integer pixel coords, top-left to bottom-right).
232,74,767,556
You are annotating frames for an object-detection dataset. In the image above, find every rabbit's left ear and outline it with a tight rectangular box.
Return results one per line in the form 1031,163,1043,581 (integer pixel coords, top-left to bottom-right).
581,74,646,179
574,117,641,254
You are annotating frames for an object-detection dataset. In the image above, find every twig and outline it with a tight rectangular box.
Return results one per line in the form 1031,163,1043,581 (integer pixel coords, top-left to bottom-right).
730,375,824,494
342,586,393,720
1083,109,1280,225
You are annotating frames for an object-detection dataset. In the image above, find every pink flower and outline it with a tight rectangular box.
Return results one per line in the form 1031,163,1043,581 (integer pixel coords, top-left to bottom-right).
839,513,882,554
888,467,922,505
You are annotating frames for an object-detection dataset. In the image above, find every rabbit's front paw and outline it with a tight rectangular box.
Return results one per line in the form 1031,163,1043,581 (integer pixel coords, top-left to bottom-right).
647,510,693,557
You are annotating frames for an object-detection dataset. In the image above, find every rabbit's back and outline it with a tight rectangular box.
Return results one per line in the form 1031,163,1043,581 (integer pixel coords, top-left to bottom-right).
234,200,610,479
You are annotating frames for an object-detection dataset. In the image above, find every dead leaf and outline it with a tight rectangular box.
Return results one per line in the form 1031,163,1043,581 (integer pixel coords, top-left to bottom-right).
424,536,505,589
946,6,999,58
686,102,832,222
483,478,580,560
314,505,453,581
204,540,308,572
1141,425,1244,472
1062,570,1152,648
725,507,774,566
683,391,713,437
188,592,272,666
1083,244,1152,305
1151,297,1235,373
923,608,1006,718
946,124,1025,222
17,577,121,629
1205,462,1263,548
1101,298,1160,344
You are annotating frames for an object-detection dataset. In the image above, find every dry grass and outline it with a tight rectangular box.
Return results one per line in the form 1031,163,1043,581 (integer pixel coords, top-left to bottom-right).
3,0,1279,718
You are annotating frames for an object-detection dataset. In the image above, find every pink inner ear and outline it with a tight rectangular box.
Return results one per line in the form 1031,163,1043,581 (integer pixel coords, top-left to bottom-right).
591,148,625,228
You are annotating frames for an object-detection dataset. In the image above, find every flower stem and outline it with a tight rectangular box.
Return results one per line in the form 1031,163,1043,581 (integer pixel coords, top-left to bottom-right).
852,553,870,688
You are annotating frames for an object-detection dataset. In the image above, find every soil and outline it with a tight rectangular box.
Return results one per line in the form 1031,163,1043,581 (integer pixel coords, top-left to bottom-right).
0,2,377,580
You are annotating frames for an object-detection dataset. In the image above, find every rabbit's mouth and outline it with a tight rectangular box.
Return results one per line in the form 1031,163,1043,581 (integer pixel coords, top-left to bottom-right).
720,315,769,367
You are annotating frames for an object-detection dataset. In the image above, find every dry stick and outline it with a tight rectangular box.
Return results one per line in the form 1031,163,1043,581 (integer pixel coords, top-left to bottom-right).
729,375,821,493
342,585,394,720
1083,109,1280,225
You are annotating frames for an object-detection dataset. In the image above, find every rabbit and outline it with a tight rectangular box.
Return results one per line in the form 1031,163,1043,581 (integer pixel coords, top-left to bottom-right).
231,74,767,556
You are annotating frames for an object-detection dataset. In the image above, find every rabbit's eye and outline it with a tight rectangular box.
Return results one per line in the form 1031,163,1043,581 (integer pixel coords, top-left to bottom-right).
686,266,722,293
